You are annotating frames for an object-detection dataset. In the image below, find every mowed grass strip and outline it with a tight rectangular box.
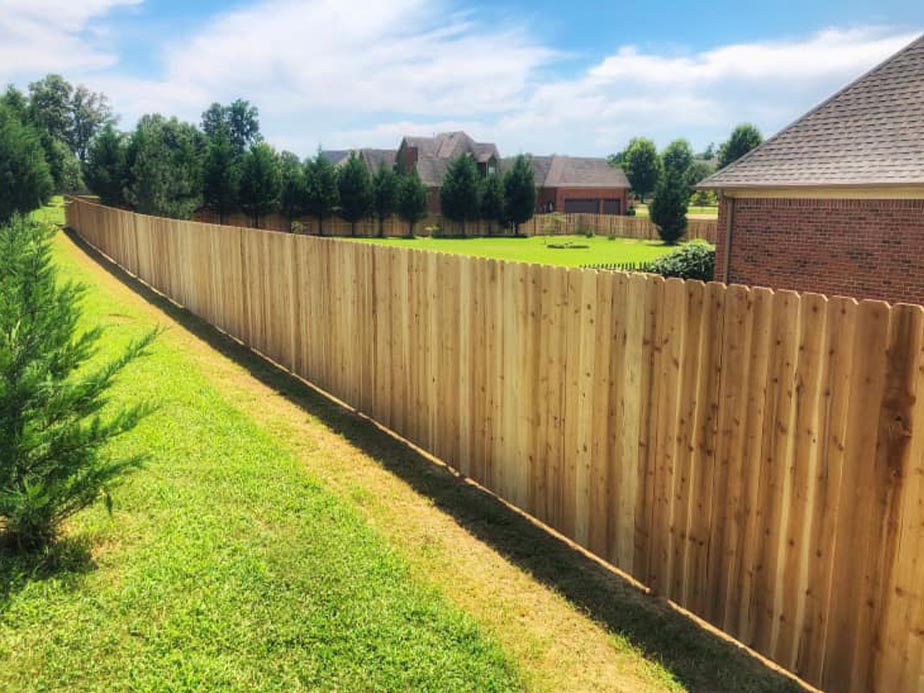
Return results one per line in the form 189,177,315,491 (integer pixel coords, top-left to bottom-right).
0,204,520,691
354,234,674,267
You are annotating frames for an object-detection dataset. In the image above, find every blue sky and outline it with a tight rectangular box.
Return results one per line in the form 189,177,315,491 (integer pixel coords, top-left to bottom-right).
2,0,923,157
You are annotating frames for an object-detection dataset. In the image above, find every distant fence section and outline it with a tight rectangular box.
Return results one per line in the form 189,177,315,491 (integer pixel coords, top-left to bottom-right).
192,208,718,244
66,196,924,693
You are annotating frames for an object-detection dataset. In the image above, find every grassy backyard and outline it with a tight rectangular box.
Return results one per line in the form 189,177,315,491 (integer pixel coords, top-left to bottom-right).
0,200,803,692
633,204,718,219
355,234,674,267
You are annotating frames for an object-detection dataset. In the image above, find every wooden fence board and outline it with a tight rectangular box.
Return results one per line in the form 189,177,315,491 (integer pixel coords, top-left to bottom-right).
65,196,924,693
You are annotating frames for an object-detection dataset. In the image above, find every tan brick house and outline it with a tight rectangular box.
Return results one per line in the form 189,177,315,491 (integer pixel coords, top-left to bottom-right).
701,33,924,305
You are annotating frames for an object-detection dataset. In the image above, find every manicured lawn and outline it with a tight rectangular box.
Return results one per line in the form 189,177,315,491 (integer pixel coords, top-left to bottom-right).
634,204,718,219
355,234,675,267
0,201,520,691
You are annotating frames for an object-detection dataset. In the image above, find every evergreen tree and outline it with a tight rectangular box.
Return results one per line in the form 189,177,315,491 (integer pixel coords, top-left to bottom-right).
124,115,203,219
304,153,339,236
718,124,763,169
649,168,688,245
371,163,399,237
661,138,695,199
201,123,240,224
0,105,53,222
238,142,281,228
397,169,428,237
440,154,480,235
337,152,373,236
84,124,127,207
503,155,536,235
623,137,661,202
278,151,306,229
479,174,505,235
0,215,156,550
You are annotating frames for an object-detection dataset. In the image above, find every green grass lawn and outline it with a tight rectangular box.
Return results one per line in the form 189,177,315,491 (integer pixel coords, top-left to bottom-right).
633,204,717,218
354,234,674,267
0,201,520,691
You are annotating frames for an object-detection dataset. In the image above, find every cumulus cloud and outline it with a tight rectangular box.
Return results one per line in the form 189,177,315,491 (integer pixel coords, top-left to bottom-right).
0,0,918,158
0,0,140,80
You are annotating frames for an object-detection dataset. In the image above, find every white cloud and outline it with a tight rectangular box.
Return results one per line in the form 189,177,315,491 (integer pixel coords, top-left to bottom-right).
0,0,140,80
0,0,917,159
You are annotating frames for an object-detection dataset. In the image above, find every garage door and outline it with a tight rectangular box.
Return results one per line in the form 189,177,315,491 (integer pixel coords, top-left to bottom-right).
601,199,621,215
564,199,599,214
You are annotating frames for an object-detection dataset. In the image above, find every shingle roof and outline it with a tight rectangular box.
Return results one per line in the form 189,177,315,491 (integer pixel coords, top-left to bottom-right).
701,33,924,188
501,155,629,188
399,132,499,184
321,148,397,173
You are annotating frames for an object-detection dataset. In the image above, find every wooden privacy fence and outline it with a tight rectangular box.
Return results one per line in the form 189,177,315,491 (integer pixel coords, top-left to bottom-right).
65,196,924,693
192,208,718,244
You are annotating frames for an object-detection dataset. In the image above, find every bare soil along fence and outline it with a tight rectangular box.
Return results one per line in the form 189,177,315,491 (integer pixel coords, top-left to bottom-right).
66,196,924,693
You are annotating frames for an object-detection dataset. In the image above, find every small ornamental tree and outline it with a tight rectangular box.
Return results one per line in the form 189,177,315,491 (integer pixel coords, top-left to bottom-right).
201,123,240,224
337,152,373,236
503,154,536,235
84,124,127,207
305,153,339,235
371,163,399,237
0,215,156,550
397,169,428,237
440,154,480,235
278,151,306,229
661,138,694,197
239,142,281,228
718,123,763,169
480,174,505,235
0,105,53,222
649,168,688,245
623,137,661,202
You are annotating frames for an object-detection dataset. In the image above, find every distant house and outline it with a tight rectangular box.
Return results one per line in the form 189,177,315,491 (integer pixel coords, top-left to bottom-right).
396,132,500,214
513,155,630,215
700,34,924,305
326,131,630,218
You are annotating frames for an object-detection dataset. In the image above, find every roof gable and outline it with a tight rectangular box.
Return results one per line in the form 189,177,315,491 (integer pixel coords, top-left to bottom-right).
702,34,924,188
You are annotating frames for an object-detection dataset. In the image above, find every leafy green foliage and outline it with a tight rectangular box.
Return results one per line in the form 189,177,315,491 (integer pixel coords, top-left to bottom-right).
202,123,241,224
371,163,399,237
0,216,155,549
718,123,763,169
239,143,281,227
201,100,261,157
0,105,53,222
480,174,505,235
503,154,536,234
69,85,114,163
649,168,688,245
305,153,340,235
125,115,204,219
278,151,306,226
83,124,127,207
26,76,112,166
647,241,715,281
397,169,428,236
0,86,29,122
337,152,373,236
661,138,694,197
623,137,661,201
440,154,481,234
27,75,73,147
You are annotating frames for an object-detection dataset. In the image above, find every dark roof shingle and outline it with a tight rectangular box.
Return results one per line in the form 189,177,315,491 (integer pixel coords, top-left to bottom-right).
702,34,924,188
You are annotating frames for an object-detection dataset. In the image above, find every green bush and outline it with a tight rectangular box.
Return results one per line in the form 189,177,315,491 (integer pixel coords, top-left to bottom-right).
0,215,156,550
647,241,715,281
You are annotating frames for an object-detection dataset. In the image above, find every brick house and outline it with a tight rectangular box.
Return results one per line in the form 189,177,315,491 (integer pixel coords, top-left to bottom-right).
700,34,924,305
517,155,630,215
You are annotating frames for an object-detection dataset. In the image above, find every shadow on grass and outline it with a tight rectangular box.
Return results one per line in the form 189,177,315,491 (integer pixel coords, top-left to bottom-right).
64,228,806,693
0,534,96,612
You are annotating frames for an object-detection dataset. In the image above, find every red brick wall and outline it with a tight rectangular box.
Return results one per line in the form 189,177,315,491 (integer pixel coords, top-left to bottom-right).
718,197,924,305
536,187,630,215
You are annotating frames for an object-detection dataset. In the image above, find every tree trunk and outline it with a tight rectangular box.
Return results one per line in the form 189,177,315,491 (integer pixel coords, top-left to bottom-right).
351,221,357,237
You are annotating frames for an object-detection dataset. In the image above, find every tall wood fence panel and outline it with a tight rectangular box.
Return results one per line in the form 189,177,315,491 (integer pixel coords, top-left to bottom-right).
66,196,924,693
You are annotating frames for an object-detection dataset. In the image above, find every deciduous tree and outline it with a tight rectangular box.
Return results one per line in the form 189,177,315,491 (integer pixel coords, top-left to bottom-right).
623,137,661,202
718,124,763,169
